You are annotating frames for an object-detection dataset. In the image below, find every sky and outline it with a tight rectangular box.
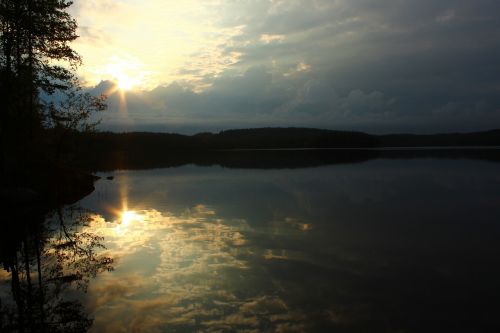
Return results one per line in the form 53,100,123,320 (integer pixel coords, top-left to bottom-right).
69,0,500,134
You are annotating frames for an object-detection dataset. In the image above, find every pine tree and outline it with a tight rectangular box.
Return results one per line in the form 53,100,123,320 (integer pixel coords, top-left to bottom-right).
0,0,105,155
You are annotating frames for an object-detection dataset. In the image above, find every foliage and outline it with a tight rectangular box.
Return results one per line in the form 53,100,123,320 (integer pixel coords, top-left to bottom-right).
48,207,114,292
0,205,114,332
45,84,107,133
0,0,106,156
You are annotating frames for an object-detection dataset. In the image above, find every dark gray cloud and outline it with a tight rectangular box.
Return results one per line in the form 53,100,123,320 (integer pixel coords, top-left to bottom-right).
91,0,500,133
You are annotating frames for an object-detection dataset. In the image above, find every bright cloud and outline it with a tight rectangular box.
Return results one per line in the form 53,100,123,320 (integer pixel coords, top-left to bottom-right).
71,0,245,89
69,0,500,133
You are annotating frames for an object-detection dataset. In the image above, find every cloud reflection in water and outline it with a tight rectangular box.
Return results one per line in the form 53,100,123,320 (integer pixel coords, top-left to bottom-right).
77,161,500,332
85,204,306,332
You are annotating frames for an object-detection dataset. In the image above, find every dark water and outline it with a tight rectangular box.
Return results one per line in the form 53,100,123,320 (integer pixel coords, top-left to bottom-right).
2,156,500,332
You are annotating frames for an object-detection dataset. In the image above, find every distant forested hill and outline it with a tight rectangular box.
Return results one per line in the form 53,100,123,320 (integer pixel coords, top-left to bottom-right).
72,128,500,170
80,127,500,153
378,130,500,147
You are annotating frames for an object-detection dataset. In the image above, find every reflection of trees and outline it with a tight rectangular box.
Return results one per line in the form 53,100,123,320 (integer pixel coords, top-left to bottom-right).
0,206,113,332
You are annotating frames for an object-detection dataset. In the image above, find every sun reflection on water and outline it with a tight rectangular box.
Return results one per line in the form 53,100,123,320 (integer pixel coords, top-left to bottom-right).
113,210,143,235
81,203,310,332
77,199,321,333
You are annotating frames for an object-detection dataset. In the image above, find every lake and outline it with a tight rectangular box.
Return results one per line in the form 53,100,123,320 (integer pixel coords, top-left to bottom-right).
2,153,500,332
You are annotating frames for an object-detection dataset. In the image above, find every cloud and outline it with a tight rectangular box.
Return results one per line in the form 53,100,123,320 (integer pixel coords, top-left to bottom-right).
260,34,286,44
102,67,394,128
342,90,396,116
435,9,456,24
71,0,500,133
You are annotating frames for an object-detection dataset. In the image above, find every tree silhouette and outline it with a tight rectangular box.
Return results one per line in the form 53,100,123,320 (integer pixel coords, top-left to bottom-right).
0,0,105,164
0,205,114,332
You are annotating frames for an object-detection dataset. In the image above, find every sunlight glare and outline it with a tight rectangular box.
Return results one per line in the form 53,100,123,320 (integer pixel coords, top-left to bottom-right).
121,210,139,226
104,57,143,91
117,75,135,91
115,210,143,235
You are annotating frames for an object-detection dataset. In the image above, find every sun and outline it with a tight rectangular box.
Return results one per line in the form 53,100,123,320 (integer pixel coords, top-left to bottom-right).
104,58,143,91
116,75,135,90
110,67,139,91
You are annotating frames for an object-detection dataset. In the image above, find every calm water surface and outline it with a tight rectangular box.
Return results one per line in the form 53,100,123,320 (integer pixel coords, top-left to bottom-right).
2,157,500,332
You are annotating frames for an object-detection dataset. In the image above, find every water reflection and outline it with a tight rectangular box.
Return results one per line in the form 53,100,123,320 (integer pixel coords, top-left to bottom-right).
77,160,500,332
0,206,113,333
85,203,335,332
85,206,254,332
3,158,500,332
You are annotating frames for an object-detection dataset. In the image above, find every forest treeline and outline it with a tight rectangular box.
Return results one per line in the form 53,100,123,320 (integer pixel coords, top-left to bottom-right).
79,127,500,152
72,127,500,170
